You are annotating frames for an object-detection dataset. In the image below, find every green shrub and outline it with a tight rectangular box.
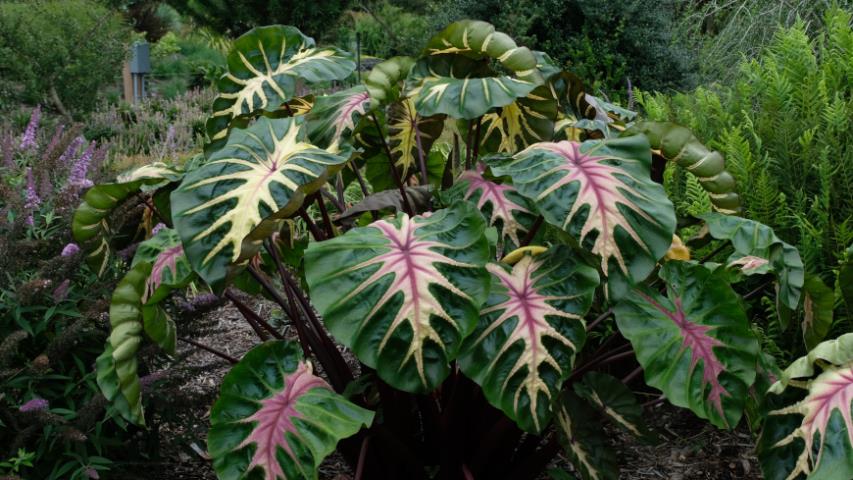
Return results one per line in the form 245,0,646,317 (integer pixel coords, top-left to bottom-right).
0,0,131,117
638,6,853,351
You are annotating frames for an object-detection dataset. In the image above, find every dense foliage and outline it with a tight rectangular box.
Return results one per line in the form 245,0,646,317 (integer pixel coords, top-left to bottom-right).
640,7,853,358
70,16,853,480
0,0,131,116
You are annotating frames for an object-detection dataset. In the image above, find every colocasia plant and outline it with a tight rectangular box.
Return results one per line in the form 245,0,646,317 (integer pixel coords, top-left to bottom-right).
74,21,852,480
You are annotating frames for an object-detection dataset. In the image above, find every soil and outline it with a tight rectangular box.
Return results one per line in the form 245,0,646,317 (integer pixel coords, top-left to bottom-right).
114,303,763,480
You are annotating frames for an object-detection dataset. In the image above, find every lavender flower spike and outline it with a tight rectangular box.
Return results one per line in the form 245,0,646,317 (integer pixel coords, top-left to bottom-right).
24,167,41,226
19,397,49,412
58,136,84,167
19,105,41,150
68,140,96,188
61,242,81,257
151,222,166,235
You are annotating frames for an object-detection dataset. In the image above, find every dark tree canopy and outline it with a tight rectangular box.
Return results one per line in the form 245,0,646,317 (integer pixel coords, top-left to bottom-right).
164,0,352,38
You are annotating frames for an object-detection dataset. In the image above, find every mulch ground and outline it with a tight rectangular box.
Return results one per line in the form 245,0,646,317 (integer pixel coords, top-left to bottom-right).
113,303,763,480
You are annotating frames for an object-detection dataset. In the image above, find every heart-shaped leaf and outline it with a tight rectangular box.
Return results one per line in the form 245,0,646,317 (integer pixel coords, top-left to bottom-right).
172,116,347,291
487,136,676,298
758,333,853,480
614,261,759,428
72,162,184,276
206,25,355,151
305,202,491,393
208,341,374,480
555,391,619,480
459,247,598,433
700,213,804,310
404,20,543,119
306,85,371,152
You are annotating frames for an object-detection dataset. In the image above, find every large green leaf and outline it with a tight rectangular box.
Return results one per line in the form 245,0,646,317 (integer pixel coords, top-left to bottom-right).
628,122,741,214
458,247,598,433
95,342,135,424
442,163,537,248
404,20,543,119
701,213,804,310
386,98,446,181
72,162,183,276
206,25,355,151
104,261,152,425
208,341,374,480
476,84,557,154
574,372,654,441
172,116,347,291
614,261,759,428
304,202,491,393
555,391,619,480
487,136,676,298
758,333,853,480
305,85,371,152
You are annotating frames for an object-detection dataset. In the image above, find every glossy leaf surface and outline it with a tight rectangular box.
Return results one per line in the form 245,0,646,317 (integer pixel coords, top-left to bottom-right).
758,334,853,480
555,391,619,480
172,116,347,291
206,25,355,150
459,247,598,433
132,227,194,305
208,341,373,480
574,372,654,441
614,261,759,428
305,85,371,152
488,136,676,298
305,202,490,393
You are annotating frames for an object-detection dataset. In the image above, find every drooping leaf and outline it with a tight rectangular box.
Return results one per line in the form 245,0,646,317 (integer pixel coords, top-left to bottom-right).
208,341,374,480
802,275,834,350
142,305,176,355
172,116,347,291
95,342,135,423
72,163,184,276
205,25,355,152
758,333,853,480
364,56,416,108
337,185,433,222
132,227,194,305
614,261,759,428
629,122,742,214
105,261,152,425
305,85,371,152
404,20,543,119
305,202,491,393
487,136,676,298
443,163,537,248
555,390,619,480
701,213,804,310
459,247,598,433
574,372,654,442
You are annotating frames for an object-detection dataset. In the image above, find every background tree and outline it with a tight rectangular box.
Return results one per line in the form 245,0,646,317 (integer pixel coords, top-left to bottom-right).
0,0,131,117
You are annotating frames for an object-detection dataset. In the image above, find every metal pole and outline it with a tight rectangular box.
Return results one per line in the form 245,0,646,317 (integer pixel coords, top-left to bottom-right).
356,31,361,83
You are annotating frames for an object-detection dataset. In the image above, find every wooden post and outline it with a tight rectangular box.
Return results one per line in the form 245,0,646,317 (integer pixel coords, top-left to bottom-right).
122,62,133,103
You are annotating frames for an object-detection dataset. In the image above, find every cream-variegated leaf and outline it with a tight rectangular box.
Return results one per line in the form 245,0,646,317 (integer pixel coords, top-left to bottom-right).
459,247,597,433
205,25,355,153
305,202,491,393
173,116,347,291
487,136,676,298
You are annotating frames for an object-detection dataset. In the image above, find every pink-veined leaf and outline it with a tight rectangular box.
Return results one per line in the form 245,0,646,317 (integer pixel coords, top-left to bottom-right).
487,135,676,299
614,261,759,428
306,85,371,152
208,341,373,480
758,333,853,480
131,228,194,305
443,163,538,248
458,247,597,433
305,202,491,393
